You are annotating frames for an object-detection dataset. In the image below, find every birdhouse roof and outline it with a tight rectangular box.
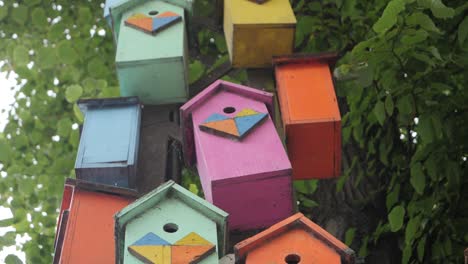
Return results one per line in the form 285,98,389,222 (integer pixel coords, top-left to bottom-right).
108,0,192,40
114,180,229,262
235,213,355,264
272,52,339,67
77,96,140,115
180,80,275,166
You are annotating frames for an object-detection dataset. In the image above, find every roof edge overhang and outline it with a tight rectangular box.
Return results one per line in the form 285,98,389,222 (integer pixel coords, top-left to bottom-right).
273,52,340,68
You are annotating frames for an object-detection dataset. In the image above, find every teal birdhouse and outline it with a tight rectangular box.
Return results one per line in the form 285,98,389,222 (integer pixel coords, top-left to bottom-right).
75,97,141,189
114,180,229,264
109,0,190,105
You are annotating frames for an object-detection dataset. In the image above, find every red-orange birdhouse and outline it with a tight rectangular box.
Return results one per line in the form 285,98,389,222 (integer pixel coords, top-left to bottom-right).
234,213,355,264
273,53,341,180
53,179,136,264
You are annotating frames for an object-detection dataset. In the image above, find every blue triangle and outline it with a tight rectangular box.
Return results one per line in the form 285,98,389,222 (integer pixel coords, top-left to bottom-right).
131,232,171,246
203,113,229,124
234,113,267,137
152,16,181,32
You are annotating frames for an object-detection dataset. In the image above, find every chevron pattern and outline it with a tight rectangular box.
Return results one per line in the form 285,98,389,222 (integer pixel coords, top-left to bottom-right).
124,11,182,35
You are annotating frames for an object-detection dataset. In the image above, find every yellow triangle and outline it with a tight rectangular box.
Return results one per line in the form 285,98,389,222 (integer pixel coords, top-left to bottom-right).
128,245,171,264
174,232,213,246
236,108,259,117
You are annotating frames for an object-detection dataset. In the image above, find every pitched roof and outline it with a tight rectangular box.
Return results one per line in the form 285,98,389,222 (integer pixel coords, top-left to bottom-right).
180,80,275,166
235,213,355,264
114,180,228,262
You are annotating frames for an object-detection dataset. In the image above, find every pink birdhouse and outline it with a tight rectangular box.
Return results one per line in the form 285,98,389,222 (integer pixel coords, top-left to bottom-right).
181,80,294,231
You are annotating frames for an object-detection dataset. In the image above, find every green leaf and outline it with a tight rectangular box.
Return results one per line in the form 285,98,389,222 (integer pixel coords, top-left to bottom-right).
401,29,429,44
73,103,84,123
410,162,425,194
65,85,83,103
13,46,29,66
396,94,413,115
417,236,426,261
31,8,48,29
188,60,205,84
57,41,79,64
11,5,28,25
417,115,434,143
385,95,394,116
458,16,468,46
386,184,400,210
345,227,356,246
373,101,386,126
406,12,440,33
188,183,199,195
388,205,405,232
405,215,421,243
57,118,72,137
0,5,9,21
373,0,406,33
5,254,23,264
429,0,455,19
36,47,57,69
401,245,411,264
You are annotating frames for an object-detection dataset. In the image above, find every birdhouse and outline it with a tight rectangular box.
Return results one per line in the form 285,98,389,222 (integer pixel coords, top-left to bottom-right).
109,0,189,105
224,0,296,68
180,80,294,231
273,53,341,180
53,179,136,264
75,97,141,189
114,180,229,264
234,213,356,264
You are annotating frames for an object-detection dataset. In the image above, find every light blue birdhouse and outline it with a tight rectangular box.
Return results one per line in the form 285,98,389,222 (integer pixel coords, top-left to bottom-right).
75,97,141,188
107,0,192,105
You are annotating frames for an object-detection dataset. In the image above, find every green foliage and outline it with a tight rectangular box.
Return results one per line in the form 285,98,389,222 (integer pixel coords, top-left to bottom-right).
0,0,466,263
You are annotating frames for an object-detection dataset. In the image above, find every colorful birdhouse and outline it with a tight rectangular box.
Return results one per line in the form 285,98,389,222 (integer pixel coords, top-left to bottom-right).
53,179,136,264
114,180,229,264
75,97,141,189
234,213,356,264
109,0,189,105
224,0,296,68
273,53,342,180
181,80,294,231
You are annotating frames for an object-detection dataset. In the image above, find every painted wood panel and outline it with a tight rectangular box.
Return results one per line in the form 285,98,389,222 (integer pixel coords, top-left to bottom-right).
180,80,293,231
59,189,133,263
224,0,296,68
115,1,188,105
235,213,355,264
274,54,341,179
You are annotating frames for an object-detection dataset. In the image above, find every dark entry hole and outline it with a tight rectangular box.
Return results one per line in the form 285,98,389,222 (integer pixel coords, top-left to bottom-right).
163,223,178,233
223,107,236,114
285,254,301,264
148,10,159,16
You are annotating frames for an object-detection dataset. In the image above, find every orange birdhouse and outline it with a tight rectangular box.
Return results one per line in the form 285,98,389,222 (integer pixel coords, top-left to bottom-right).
273,53,341,180
234,213,355,264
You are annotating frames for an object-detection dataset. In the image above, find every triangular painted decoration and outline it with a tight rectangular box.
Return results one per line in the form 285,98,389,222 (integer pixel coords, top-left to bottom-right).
175,232,213,246
234,113,267,137
124,11,181,35
128,245,171,264
199,108,267,140
131,232,171,246
171,245,215,264
200,119,240,138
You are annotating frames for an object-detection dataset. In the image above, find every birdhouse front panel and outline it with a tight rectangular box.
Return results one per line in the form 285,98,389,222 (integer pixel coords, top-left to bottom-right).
224,0,296,68
59,188,133,263
116,1,188,105
181,80,293,231
274,55,341,179
235,213,355,264
75,97,141,188
122,197,219,263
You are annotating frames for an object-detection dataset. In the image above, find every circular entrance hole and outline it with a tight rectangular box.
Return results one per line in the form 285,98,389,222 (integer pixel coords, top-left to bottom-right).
223,107,236,114
284,254,301,264
163,223,178,233
148,10,159,16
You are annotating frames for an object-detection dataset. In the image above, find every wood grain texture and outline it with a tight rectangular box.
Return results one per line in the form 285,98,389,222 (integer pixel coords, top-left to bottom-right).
116,1,188,105
274,55,342,179
224,0,296,68
180,80,293,231
235,213,355,264
59,187,134,264
114,181,228,264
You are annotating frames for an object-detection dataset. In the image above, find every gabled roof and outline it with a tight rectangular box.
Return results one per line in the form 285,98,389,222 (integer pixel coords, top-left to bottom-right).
107,0,193,40
235,213,355,264
180,79,275,166
114,180,229,262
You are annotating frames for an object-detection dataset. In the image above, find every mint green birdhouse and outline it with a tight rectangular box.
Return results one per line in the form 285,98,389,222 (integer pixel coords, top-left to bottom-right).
114,180,229,264
110,0,190,105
